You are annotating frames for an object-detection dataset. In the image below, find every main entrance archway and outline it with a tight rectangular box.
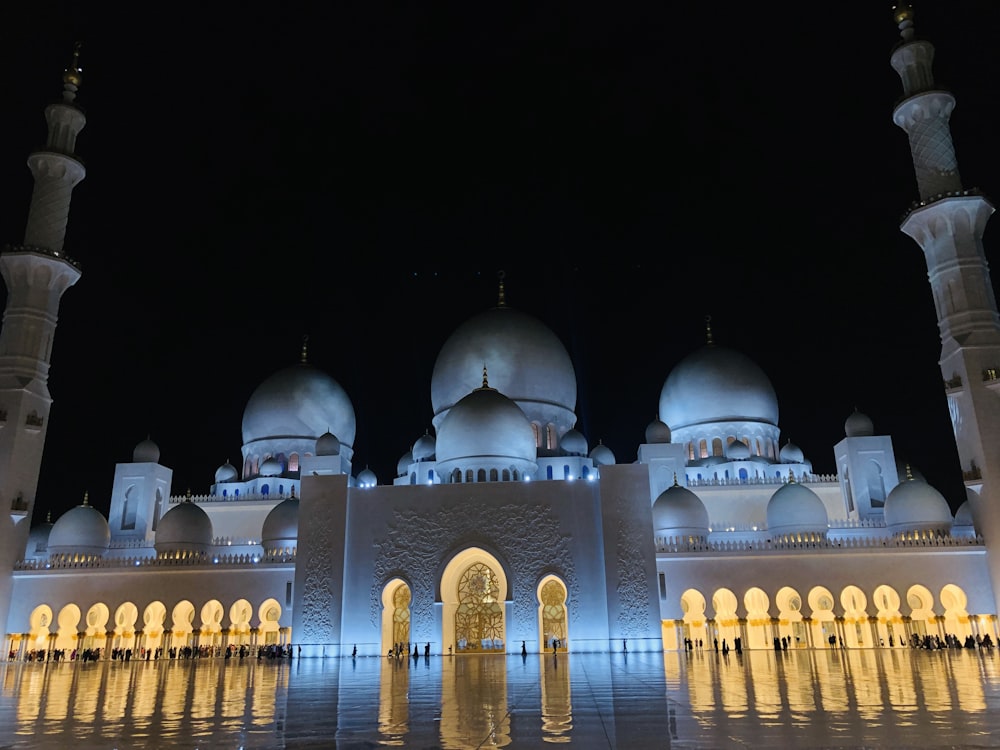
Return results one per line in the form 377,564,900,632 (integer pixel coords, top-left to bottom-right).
441,548,509,654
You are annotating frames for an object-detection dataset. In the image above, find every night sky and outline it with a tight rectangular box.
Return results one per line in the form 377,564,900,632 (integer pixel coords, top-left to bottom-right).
2,2,1000,523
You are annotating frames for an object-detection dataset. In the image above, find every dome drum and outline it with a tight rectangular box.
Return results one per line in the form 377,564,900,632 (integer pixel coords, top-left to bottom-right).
672,422,781,464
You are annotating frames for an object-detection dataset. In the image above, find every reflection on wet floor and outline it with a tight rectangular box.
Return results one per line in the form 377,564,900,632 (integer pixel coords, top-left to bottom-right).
2,648,1000,748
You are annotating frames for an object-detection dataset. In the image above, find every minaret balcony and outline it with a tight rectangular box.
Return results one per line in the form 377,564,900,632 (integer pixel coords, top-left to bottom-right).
944,375,964,394
1,243,81,270
899,188,988,223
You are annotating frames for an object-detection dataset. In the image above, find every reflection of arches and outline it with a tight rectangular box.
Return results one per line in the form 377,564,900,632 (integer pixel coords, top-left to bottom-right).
840,585,868,648
258,598,282,645
229,599,253,645
441,547,508,653
744,588,771,650
940,583,973,640
712,588,739,647
380,579,411,654
775,586,805,648
681,589,708,647
538,575,568,652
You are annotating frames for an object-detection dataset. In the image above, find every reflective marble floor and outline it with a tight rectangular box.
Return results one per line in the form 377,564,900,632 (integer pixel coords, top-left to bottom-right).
1,647,1000,748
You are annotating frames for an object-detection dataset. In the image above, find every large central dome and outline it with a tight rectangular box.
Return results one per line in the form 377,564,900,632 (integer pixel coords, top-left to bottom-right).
431,305,577,438
659,345,778,430
242,363,356,448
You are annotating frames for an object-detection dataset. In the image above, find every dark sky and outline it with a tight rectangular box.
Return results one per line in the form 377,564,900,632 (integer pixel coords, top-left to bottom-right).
2,2,1000,522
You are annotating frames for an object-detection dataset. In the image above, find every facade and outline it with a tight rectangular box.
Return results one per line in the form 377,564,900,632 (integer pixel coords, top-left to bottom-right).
1,5,999,659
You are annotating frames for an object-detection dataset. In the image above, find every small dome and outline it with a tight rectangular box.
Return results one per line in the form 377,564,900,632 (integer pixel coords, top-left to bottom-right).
727,440,750,460
215,460,238,483
884,472,953,535
845,409,874,438
48,495,111,557
589,441,616,466
560,428,588,456
133,437,160,463
357,467,378,488
259,457,282,477
954,498,975,527
316,431,341,456
412,431,436,461
779,440,805,463
766,478,828,536
952,489,979,538
154,499,213,555
653,481,709,539
396,450,413,477
645,417,671,444
261,494,298,551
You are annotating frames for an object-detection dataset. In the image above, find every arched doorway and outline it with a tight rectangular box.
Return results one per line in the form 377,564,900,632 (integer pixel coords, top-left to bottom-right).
538,575,568,652
380,579,412,656
441,548,508,654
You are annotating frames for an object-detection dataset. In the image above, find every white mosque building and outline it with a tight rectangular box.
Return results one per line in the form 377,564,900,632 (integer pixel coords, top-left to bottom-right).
1,4,999,659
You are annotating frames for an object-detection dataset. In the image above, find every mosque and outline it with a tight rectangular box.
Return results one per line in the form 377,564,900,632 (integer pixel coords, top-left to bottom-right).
1,3,999,659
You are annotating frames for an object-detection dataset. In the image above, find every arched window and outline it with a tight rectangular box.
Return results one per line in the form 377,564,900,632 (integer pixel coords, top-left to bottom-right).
490,468,498,482
261,484,269,496
699,439,708,459
712,438,723,456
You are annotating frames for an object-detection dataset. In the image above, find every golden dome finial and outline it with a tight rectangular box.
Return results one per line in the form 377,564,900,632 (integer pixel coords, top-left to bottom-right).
905,463,914,480
46,510,52,523
482,363,490,389
672,472,679,487
300,335,309,364
705,315,714,345
497,270,506,308
787,469,796,484
82,491,89,506
62,41,83,89
892,2,916,40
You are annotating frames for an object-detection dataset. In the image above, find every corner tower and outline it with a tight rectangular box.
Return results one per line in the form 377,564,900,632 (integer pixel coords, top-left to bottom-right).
890,5,1000,592
0,46,85,548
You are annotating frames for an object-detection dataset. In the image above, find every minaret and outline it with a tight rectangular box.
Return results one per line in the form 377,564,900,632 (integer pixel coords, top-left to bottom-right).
0,45,85,549
890,4,1000,591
